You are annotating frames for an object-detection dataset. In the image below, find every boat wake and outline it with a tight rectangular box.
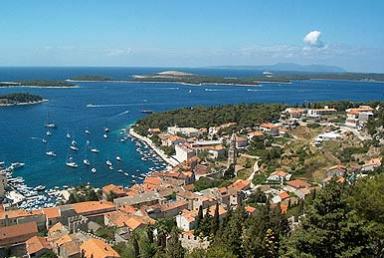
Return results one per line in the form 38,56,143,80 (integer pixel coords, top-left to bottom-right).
114,110,130,117
204,88,233,92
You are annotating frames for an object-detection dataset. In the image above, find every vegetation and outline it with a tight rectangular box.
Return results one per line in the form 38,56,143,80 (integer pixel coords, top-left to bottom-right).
70,75,112,81
193,176,232,192
66,185,100,204
0,93,43,106
135,103,285,136
0,80,76,87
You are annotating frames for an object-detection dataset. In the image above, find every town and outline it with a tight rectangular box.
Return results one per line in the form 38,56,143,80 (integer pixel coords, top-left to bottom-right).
0,101,383,258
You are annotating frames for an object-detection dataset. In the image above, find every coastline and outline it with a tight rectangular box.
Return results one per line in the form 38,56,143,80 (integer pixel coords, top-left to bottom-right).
128,127,179,167
0,99,48,107
0,85,79,89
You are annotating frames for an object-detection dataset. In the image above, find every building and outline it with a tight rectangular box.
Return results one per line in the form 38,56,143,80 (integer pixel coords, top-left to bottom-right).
227,133,237,168
167,125,200,137
236,136,248,149
175,143,196,163
283,108,306,119
0,222,38,247
42,207,61,229
345,105,374,128
176,205,227,231
80,238,120,258
102,184,128,200
260,123,280,136
267,170,292,183
26,236,51,258
307,106,337,117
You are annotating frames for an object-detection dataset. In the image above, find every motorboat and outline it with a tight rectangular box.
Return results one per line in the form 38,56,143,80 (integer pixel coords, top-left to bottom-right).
116,156,122,161
42,139,47,144
34,185,46,191
103,134,108,139
46,151,57,157
90,148,100,153
46,131,52,136
104,127,110,133
85,130,90,134
106,160,112,166
66,161,78,168
91,168,96,173
83,159,90,166
70,145,79,151
66,133,71,139
45,123,56,129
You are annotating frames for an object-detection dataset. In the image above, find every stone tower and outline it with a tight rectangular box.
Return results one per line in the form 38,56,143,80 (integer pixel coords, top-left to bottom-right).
227,133,237,168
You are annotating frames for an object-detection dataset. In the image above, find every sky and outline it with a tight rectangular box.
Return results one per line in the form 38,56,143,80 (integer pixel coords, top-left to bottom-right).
0,0,383,72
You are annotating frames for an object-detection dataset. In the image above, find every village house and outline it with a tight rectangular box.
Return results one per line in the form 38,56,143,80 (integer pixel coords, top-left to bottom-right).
247,130,264,140
141,200,189,219
175,143,196,163
361,157,382,172
102,184,128,200
80,238,120,258
307,106,337,118
148,128,161,135
167,125,200,137
267,170,292,183
176,190,200,210
176,205,227,231
104,211,155,231
236,136,248,149
159,133,186,147
42,207,61,229
345,105,374,129
0,221,38,247
113,190,165,208
0,208,46,230
26,236,52,258
260,123,280,136
283,108,306,119
326,165,347,177
71,201,116,218
193,164,210,180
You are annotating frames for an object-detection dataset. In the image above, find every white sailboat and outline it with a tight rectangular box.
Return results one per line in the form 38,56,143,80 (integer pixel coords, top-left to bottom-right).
46,151,57,157
66,157,78,168
90,148,100,153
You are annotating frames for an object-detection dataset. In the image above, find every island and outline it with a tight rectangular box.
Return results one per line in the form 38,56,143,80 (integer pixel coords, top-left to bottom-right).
69,70,384,86
0,80,76,88
0,93,45,106
69,75,112,81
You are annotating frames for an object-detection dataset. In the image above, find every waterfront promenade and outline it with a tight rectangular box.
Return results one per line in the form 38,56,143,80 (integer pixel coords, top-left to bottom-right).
128,127,180,167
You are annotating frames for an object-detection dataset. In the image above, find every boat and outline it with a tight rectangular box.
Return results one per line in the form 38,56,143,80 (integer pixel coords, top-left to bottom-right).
45,112,57,129
106,160,112,166
124,172,129,176
34,185,46,191
104,127,110,133
83,159,90,166
188,89,192,93
66,133,71,139
141,109,154,114
46,151,57,157
42,138,47,144
45,123,56,129
90,148,100,153
66,161,78,168
10,162,25,169
118,169,123,173
103,134,108,139
46,131,52,136
91,168,96,173
85,129,90,134
109,166,114,170
116,156,122,161
70,145,79,151
71,140,77,146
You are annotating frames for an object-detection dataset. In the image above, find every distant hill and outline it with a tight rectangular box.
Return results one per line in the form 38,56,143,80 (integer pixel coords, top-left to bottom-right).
212,63,346,73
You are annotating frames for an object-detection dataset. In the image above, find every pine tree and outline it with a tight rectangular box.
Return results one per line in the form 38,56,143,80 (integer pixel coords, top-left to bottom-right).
200,206,212,237
166,229,185,258
211,203,220,236
194,205,204,236
263,228,278,258
132,234,140,258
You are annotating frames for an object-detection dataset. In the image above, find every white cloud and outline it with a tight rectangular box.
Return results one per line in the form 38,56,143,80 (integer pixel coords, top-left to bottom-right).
303,30,324,48
105,48,132,57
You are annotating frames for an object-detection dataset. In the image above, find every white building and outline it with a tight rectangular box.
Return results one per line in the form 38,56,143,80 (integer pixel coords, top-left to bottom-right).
345,105,374,129
167,125,200,137
175,143,196,163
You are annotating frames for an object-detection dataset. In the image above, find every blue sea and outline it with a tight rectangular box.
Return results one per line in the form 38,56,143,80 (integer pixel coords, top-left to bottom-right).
0,67,383,188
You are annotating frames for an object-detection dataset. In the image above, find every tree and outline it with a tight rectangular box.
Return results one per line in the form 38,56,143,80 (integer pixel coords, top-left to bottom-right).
263,228,278,258
200,206,212,238
132,233,140,258
211,203,220,236
194,205,204,236
166,229,185,258
282,179,370,257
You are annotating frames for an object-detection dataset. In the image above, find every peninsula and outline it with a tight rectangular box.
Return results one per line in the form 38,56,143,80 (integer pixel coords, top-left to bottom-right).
0,93,45,106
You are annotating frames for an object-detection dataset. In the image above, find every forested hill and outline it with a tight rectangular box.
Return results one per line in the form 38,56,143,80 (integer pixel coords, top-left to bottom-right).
135,104,286,136
0,93,43,106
